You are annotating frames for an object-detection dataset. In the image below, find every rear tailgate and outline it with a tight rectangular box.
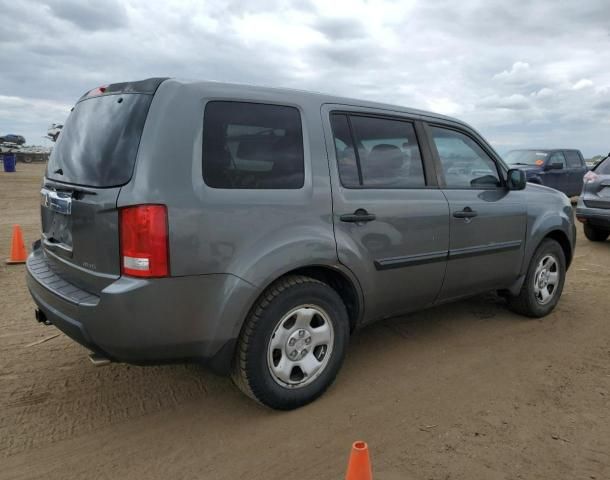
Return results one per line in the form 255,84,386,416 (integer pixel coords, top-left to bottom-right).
40,182,122,294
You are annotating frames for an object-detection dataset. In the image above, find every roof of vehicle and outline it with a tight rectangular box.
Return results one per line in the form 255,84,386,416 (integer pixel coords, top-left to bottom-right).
168,78,469,127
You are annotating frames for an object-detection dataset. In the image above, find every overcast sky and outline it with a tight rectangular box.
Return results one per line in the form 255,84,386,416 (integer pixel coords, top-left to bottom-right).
1,0,609,156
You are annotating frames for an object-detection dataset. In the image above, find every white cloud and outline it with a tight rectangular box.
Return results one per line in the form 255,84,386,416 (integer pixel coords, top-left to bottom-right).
493,61,531,81
572,78,594,90
427,98,461,115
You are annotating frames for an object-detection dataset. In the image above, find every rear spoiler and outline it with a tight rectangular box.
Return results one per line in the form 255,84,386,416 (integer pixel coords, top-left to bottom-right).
78,77,169,102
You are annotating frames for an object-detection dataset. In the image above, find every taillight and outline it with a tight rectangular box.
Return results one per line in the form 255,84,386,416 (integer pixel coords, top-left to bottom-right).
120,205,169,278
584,171,598,183
86,85,107,97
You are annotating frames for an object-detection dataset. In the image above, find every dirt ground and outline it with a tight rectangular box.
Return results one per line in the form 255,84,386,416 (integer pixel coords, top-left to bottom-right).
1,163,609,480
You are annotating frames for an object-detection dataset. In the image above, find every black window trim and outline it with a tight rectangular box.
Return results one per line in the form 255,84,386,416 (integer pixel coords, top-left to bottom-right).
201,100,306,190
329,110,433,190
424,121,507,191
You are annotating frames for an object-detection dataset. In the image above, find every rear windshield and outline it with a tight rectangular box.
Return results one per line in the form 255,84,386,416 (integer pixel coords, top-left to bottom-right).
47,93,152,187
595,156,610,175
504,150,548,166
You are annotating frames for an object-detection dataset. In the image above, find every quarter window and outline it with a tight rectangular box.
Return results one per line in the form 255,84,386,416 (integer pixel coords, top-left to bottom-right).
430,126,501,189
202,102,304,189
330,113,426,188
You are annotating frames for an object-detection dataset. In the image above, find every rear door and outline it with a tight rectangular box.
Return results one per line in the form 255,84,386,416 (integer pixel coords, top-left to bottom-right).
323,105,449,322
543,151,568,193
424,122,527,301
564,150,587,196
40,79,163,294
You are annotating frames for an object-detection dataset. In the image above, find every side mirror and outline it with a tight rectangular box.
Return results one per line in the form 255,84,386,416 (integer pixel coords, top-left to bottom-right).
545,162,563,171
507,168,526,190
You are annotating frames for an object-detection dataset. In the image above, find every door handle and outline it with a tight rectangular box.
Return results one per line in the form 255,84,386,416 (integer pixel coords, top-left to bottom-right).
340,209,376,223
453,207,478,219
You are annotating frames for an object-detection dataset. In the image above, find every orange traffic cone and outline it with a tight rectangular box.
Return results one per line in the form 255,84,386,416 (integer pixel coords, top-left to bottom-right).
6,225,27,264
345,441,373,480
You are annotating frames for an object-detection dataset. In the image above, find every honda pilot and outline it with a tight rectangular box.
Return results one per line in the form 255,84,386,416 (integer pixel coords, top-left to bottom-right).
27,78,576,409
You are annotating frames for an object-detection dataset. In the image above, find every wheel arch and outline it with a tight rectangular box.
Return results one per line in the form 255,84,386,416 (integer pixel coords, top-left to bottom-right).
237,264,364,339
283,265,362,332
544,229,573,269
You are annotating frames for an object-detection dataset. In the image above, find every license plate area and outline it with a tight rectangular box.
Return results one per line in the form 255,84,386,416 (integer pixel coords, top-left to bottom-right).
41,189,73,250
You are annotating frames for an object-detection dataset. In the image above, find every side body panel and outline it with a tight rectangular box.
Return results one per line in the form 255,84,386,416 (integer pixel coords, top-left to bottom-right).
521,183,576,273
321,104,450,323
118,80,346,343
438,189,527,300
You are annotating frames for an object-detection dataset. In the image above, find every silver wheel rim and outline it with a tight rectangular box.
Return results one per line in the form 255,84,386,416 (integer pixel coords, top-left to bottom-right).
267,305,334,389
533,254,560,305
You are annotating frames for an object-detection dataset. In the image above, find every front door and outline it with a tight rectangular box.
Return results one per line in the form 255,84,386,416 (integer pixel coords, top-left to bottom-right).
564,150,587,197
543,151,567,193
425,124,527,302
323,107,450,322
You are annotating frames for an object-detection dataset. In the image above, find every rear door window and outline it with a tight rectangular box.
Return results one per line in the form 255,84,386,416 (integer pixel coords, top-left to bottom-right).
564,150,582,168
202,102,304,189
330,113,426,188
47,94,153,187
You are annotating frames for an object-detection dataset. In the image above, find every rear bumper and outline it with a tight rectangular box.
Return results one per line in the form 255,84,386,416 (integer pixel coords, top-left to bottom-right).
26,247,256,374
575,205,610,229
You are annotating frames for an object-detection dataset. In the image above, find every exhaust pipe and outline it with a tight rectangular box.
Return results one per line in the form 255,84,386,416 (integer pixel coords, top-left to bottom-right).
88,352,111,367
35,309,52,325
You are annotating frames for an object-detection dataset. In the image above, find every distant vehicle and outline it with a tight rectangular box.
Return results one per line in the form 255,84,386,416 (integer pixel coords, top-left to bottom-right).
0,134,26,145
46,124,63,142
504,149,587,197
576,154,610,242
27,78,576,409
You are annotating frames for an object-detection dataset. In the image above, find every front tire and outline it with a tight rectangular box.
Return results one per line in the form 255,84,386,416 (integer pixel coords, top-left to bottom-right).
232,275,350,410
507,239,566,318
584,223,609,242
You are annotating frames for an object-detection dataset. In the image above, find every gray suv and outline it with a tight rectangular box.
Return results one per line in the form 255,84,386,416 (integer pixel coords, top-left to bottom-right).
576,155,610,241
27,78,576,409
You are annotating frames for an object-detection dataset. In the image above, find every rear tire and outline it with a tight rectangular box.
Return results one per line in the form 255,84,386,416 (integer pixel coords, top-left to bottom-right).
232,275,349,410
507,239,566,318
583,223,609,242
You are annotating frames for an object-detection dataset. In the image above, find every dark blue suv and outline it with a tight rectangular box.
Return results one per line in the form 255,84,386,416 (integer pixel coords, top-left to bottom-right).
504,149,587,197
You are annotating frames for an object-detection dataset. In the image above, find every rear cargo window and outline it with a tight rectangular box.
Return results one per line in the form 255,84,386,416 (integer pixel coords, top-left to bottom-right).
202,101,304,189
47,94,152,187
596,157,610,174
